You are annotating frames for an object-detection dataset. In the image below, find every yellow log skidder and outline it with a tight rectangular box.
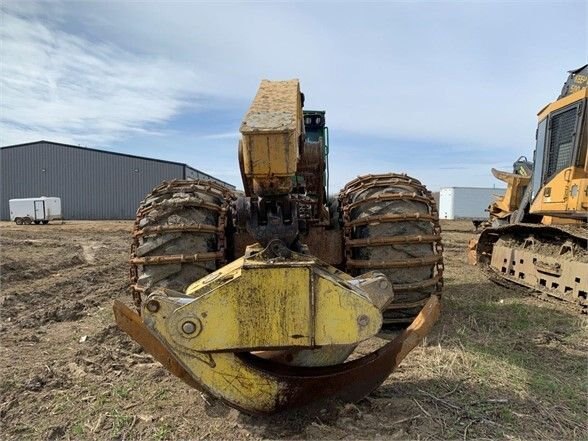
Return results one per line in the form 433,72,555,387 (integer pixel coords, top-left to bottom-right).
114,79,444,414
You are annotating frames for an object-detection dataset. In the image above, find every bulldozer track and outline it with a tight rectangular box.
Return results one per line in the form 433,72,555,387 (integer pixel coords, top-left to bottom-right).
476,223,588,313
340,173,444,327
483,267,586,314
129,180,235,309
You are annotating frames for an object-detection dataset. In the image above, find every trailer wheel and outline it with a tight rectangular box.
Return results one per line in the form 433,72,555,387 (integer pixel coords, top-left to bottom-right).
15,218,23,225
34,220,40,225
23,217,32,225
42,220,49,225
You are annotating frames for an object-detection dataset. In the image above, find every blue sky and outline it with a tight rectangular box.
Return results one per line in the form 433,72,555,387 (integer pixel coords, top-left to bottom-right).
1,1,586,192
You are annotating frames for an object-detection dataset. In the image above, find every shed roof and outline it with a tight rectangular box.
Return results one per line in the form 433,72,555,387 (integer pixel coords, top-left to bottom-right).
1,140,235,188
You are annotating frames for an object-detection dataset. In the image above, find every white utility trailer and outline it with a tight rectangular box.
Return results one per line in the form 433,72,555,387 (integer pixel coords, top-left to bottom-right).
9,197,63,225
439,187,506,220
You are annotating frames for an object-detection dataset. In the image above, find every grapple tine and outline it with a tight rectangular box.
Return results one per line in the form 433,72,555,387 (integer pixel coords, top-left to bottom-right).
112,300,202,391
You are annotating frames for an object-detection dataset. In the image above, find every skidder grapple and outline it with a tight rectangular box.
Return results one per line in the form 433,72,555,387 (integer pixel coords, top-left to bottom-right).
114,79,443,414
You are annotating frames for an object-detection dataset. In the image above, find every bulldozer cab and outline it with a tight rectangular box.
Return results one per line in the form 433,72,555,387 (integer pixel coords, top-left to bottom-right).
531,98,587,200
531,65,587,200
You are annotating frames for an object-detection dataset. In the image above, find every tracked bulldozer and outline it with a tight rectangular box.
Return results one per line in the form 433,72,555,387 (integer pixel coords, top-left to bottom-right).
114,79,444,414
472,65,588,311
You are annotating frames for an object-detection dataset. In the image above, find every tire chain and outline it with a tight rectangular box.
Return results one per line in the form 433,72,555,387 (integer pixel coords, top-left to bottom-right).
339,173,444,325
129,179,235,310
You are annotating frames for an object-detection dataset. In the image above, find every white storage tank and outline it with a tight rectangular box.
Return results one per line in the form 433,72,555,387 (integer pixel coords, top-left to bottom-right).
439,187,506,220
9,197,62,225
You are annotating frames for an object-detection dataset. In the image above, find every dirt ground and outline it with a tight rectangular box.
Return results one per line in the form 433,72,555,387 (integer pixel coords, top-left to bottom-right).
1,220,586,440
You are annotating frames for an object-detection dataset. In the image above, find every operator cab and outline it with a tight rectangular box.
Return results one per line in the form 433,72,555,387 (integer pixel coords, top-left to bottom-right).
531,65,587,199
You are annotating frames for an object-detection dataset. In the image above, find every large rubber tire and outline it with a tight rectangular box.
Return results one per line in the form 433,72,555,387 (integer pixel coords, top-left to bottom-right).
340,174,443,330
130,180,234,309
15,218,23,225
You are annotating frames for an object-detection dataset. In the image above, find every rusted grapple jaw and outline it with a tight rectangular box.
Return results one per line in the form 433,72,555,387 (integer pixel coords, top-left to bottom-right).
114,244,441,414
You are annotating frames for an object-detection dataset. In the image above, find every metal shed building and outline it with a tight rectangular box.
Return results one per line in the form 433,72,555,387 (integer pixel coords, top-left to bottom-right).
0,140,235,220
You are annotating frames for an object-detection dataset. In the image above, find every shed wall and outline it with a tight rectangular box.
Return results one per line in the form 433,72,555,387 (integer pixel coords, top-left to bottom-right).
1,142,184,219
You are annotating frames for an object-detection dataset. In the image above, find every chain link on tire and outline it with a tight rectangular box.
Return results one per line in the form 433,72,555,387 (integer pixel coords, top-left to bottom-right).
129,180,235,311
340,173,444,329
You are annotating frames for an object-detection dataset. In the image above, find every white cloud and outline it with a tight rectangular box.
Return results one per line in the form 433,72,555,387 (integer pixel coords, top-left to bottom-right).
198,132,240,140
1,1,586,191
59,1,586,152
0,3,203,146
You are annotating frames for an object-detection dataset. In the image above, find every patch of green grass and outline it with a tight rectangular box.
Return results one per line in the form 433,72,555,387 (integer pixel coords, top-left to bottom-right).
70,422,85,436
0,377,16,394
113,384,132,399
154,423,173,441
110,409,133,437
496,406,515,425
467,338,584,405
94,391,110,409
154,388,169,400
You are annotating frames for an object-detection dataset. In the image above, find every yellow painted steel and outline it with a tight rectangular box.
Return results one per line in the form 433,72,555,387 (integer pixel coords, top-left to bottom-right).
537,89,588,121
240,80,301,178
530,166,588,217
147,251,383,353
243,132,299,176
138,248,389,412
239,80,302,194
313,274,378,345
489,168,531,218
178,352,281,413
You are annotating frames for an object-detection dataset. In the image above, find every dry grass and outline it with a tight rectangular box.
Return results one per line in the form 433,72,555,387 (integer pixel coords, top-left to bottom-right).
395,220,588,440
